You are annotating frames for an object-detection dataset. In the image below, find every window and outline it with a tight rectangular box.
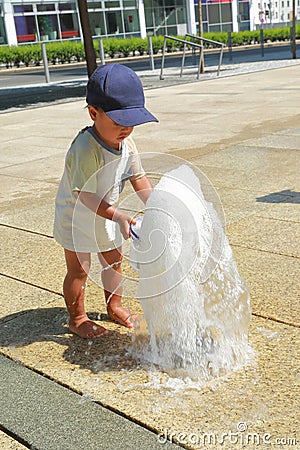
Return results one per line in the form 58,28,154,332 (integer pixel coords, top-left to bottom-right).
60,12,79,34
124,9,139,32
14,14,36,42
37,4,55,11
59,3,76,11
87,1,102,7
89,11,105,34
208,4,220,24
38,15,57,36
13,5,33,13
0,16,6,44
123,0,137,6
106,10,123,34
105,1,120,7
238,1,249,21
145,0,186,36
221,3,232,23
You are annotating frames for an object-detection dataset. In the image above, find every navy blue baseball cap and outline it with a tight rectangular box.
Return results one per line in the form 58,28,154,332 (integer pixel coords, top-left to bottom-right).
86,64,158,127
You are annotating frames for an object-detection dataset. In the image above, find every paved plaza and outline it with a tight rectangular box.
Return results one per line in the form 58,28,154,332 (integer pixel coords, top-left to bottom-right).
0,62,299,449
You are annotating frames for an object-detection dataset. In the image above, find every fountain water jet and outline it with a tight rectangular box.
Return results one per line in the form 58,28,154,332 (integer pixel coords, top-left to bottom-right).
130,164,252,381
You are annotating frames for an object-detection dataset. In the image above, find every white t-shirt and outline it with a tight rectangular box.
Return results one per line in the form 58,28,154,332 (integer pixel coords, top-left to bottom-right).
53,127,145,252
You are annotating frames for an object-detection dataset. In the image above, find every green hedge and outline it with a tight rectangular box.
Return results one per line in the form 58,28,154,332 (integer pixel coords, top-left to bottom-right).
0,26,299,69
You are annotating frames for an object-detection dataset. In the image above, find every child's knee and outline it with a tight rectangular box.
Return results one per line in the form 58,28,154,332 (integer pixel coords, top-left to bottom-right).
66,267,88,281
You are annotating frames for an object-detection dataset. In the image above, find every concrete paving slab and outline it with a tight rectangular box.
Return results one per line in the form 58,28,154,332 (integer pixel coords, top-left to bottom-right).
276,127,300,136
0,226,64,293
227,216,300,258
0,199,56,236
0,175,57,213
0,316,298,449
0,100,87,140
232,246,300,326
243,134,300,150
0,355,179,450
0,138,70,165
0,153,65,184
191,143,299,194
0,431,28,450
254,198,300,223
0,257,141,331
0,225,140,306
0,275,64,319
214,187,286,226
133,65,300,155
194,162,299,193
192,144,300,173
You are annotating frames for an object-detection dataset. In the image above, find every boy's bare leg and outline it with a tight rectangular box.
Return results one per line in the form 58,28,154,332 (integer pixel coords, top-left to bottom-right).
98,247,138,328
63,249,108,338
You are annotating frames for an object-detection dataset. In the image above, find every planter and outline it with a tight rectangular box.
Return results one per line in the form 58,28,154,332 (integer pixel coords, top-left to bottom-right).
41,35,49,41
49,31,57,40
95,27,101,35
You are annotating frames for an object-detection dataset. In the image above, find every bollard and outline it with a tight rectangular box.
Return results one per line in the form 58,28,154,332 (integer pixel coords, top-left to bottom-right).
99,39,105,66
260,28,264,57
41,42,50,83
148,36,155,71
227,31,232,62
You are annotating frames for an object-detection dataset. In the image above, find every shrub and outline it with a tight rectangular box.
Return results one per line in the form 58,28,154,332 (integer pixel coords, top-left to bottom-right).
45,42,59,64
165,36,177,52
231,32,244,46
264,27,290,42
19,45,35,66
31,45,42,65
151,36,164,54
117,37,136,57
105,37,120,58
10,46,23,67
0,45,14,68
134,37,148,55
72,42,85,61
203,32,227,47
0,28,298,69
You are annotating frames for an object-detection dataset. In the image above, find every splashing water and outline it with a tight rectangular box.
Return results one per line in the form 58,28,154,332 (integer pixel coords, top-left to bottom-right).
130,164,253,381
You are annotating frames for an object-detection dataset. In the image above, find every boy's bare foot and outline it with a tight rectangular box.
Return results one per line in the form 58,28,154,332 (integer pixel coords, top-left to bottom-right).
69,319,108,339
107,304,138,329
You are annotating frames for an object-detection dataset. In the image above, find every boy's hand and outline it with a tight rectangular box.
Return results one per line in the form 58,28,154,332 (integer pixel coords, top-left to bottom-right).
78,192,136,240
114,212,135,240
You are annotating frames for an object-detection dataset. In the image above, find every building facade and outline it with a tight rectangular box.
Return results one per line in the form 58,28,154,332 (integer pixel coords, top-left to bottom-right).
0,0,298,46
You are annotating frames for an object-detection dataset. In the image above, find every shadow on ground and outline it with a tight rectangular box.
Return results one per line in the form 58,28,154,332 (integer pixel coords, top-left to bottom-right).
0,307,139,374
0,83,86,111
256,189,300,203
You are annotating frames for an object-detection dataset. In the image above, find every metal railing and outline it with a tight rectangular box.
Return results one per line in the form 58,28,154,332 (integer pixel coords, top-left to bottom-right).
185,33,225,77
160,33,225,80
160,35,204,80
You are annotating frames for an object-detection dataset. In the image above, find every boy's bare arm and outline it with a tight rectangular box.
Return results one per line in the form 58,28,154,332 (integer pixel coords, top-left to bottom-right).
130,175,153,204
78,191,134,239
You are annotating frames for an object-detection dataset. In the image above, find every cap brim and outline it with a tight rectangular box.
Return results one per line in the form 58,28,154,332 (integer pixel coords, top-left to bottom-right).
106,107,158,127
